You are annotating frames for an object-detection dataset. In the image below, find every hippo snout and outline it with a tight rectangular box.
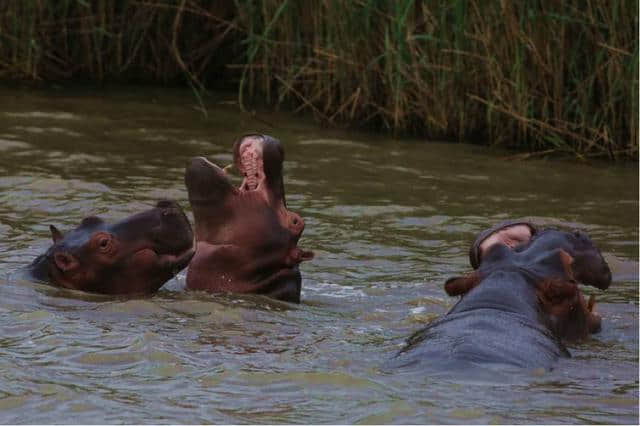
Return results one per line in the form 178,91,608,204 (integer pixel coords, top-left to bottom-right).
569,229,612,290
584,259,612,290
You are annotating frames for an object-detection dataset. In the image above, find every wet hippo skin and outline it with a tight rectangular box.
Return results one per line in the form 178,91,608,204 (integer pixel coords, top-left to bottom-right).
394,229,611,370
468,219,539,269
470,221,611,290
27,200,194,295
185,134,313,303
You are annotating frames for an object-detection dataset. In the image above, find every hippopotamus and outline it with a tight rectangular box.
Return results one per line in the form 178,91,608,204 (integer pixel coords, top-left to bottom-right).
185,134,313,303
26,200,195,295
469,220,610,290
394,228,611,370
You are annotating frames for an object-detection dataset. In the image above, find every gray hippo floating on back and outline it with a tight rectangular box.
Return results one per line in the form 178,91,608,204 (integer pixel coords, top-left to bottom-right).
26,200,194,295
185,133,313,303
393,224,611,371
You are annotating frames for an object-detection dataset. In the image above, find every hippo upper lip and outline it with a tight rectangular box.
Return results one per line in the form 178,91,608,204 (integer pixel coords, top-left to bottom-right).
185,157,237,202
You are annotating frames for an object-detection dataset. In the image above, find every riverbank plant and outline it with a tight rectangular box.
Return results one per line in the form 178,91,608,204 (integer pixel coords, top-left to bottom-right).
0,0,637,159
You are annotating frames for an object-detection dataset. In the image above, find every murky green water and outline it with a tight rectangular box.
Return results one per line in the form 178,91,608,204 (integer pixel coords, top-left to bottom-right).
0,88,637,424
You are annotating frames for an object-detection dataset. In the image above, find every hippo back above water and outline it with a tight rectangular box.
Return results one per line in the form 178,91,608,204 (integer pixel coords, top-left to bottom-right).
26,200,194,295
393,228,611,371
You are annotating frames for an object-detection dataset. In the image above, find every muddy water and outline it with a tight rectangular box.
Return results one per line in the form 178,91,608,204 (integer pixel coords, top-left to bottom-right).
0,88,637,424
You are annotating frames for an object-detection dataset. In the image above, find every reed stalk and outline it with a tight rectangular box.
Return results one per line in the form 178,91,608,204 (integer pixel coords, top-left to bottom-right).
0,0,636,159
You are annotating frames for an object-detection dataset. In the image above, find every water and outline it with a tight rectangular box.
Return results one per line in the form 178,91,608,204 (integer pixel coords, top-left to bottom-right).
0,87,637,424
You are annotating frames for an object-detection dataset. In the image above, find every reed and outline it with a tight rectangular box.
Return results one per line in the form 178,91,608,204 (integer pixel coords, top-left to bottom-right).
0,0,636,159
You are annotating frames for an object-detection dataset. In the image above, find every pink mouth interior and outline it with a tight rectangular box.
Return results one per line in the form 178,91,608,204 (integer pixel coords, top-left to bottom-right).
237,136,265,192
479,224,533,257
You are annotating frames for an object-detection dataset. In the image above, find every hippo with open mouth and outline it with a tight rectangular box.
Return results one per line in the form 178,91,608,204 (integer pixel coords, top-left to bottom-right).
27,200,194,295
393,227,611,370
469,220,611,290
185,133,313,303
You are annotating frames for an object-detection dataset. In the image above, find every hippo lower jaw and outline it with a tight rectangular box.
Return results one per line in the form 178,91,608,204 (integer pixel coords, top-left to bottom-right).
186,242,302,302
153,246,195,272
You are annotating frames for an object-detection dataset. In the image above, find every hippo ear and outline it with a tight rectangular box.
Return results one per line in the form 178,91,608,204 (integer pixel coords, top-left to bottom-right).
557,249,575,280
49,225,63,243
53,251,79,272
444,272,482,296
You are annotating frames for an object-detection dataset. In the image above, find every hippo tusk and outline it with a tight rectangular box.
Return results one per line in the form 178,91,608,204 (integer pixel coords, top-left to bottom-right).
222,164,234,174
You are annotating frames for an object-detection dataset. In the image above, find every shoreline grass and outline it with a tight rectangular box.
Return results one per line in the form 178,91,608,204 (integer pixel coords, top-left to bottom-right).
0,0,637,160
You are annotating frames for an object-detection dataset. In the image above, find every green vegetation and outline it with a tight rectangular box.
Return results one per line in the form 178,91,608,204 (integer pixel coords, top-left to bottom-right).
0,0,637,159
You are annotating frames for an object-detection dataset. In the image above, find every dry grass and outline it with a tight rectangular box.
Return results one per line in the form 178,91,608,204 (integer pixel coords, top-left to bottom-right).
0,0,637,159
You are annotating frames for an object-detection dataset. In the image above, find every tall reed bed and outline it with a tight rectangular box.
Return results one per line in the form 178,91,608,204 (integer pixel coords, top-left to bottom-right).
0,0,637,159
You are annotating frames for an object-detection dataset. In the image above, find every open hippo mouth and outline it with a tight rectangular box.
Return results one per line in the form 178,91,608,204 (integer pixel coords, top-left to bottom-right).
236,135,269,192
469,221,611,290
184,134,312,302
186,135,287,208
185,134,305,241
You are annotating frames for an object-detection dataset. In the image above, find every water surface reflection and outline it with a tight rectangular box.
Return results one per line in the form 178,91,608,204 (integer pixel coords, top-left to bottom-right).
0,88,637,424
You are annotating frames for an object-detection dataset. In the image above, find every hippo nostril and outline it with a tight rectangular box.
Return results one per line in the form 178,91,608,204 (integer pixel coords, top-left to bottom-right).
293,218,298,225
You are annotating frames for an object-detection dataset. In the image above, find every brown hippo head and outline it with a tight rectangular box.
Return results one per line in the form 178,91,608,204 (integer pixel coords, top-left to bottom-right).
28,200,195,295
185,134,313,303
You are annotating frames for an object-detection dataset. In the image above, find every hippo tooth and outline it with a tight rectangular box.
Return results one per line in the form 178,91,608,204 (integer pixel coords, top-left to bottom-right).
242,150,259,190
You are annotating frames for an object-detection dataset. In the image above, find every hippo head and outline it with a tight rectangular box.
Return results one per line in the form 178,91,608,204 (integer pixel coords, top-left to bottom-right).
446,229,611,341
32,200,194,295
519,229,612,290
184,134,313,303
472,223,611,290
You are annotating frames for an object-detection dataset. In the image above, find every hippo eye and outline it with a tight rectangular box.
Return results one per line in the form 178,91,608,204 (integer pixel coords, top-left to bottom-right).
96,236,112,252
92,232,114,253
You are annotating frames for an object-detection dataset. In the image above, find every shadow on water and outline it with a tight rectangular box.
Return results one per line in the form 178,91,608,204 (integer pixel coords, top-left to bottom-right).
0,87,637,424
